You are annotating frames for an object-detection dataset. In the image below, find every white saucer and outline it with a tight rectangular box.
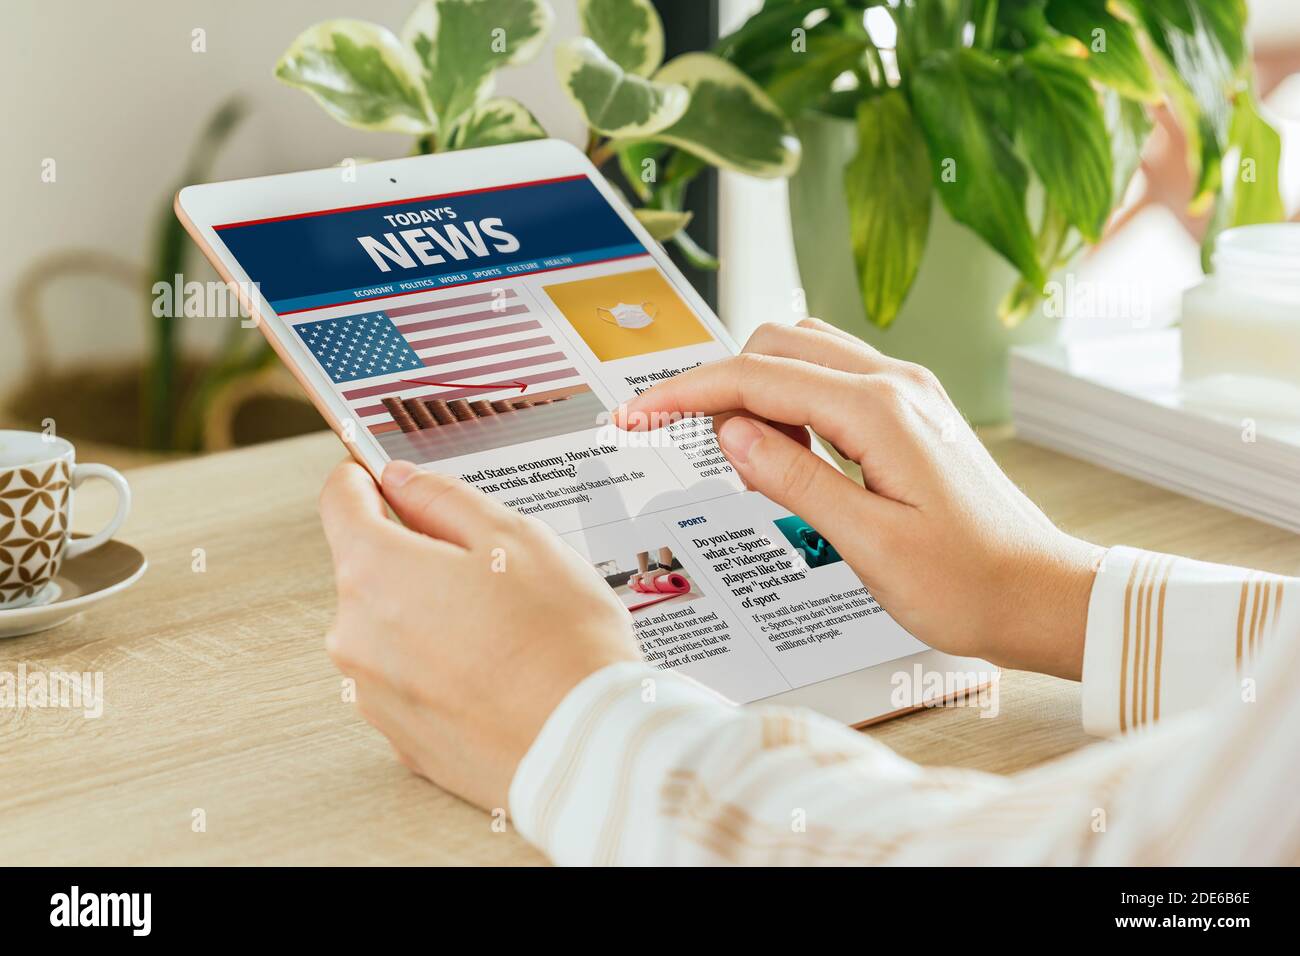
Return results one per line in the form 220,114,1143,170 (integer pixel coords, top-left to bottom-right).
0,539,147,639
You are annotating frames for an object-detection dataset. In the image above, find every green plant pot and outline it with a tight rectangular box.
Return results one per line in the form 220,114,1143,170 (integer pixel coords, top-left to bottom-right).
787,113,1057,425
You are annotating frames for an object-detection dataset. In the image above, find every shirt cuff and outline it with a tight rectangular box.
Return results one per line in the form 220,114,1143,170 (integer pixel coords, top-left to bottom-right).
1081,545,1295,737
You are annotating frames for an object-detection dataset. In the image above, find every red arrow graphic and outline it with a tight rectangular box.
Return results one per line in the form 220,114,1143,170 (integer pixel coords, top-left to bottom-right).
397,378,530,393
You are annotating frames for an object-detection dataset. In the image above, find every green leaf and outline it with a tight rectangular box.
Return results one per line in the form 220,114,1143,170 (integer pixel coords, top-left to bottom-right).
402,0,553,130
1032,198,1074,276
912,49,1044,286
151,97,251,449
641,149,709,220
1140,1,1251,215
445,97,546,150
1138,1,1236,135
578,0,664,77
274,20,433,134
999,276,1048,327
640,170,714,265
1103,91,1154,208
1139,0,1195,33
1044,0,1159,103
1189,117,1226,216
1132,1,1249,71
633,207,693,241
664,147,707,184
1133,0,1239,212
843,91,932,329
556,37,688,137
1224,91,1285,228
671,228,721,271
1158,70,1222,214
650,53,801,178
617,141,668,201
1189,0,1248,71
1013,49,1113,242
763,30,870,116
818,88,871,120
900,0,969,51
994,0,1052,50
972,0,999,48
717,1,842,79
1199,88,1285,271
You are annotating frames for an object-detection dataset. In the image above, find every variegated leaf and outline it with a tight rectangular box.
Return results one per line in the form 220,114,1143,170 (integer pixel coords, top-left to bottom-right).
650,53,799,178
556,37,688,138
402,0,553,130
633,208,693,241
446,97,547,150
578,0,664,77
275,19,433,134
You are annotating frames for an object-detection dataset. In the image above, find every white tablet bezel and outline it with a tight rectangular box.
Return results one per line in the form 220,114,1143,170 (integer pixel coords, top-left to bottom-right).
176,138,994,727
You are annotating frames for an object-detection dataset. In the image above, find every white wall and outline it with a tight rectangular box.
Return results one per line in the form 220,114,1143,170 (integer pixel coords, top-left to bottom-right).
0,0,584,389
717,0,805,343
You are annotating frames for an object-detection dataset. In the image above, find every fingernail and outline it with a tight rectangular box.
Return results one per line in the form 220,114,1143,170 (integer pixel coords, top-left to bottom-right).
717,417,761,465
383,459,418,490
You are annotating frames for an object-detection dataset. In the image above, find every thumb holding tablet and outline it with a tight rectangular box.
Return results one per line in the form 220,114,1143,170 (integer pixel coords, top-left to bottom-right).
318,457,639,812
379,459,515,550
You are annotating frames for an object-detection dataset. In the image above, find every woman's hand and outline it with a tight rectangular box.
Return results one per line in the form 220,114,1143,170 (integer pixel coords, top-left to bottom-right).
318,459,640,811
617,318,1103,680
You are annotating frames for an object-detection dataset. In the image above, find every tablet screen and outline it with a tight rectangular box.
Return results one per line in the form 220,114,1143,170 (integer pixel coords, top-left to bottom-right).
212,173,923,703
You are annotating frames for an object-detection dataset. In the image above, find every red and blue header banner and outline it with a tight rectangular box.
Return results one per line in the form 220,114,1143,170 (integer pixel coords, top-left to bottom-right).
213,175,645,314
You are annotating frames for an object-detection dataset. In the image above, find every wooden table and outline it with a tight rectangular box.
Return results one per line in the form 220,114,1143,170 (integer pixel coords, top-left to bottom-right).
3,430,1298,865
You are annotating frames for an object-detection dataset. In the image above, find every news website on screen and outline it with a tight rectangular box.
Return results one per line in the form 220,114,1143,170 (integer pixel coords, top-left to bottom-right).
212,173,923,702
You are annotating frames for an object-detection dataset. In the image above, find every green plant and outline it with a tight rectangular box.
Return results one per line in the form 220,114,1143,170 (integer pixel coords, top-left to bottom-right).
716,0,1285,327
273,0,800,268
147,97,275,450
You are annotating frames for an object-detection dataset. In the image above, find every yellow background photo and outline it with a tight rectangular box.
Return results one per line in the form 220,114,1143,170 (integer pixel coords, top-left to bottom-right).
542,268,712,361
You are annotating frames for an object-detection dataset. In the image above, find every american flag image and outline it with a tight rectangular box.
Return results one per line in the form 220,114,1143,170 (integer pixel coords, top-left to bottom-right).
291,289,588,435
295,312,423,384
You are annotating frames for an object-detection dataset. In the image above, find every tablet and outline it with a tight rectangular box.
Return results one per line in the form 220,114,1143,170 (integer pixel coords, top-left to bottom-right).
176,139,993,726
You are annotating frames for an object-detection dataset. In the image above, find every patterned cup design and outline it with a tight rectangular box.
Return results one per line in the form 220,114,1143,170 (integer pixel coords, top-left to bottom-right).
0,459,72,606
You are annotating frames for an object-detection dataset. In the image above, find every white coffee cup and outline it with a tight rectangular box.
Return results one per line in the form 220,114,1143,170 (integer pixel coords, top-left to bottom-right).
0,430,131,610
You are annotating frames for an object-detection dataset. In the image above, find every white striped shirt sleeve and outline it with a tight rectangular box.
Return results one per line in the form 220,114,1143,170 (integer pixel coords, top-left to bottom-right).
508,550,1300,866
1081,546,1297,736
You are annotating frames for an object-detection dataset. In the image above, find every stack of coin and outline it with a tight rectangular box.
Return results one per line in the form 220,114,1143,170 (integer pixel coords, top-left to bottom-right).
383,398,418,433
425,400,456,425
401,398,438,429
448,399,476,422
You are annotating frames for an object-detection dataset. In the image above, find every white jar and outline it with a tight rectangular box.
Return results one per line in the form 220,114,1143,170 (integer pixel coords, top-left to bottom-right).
1181,224,1300,387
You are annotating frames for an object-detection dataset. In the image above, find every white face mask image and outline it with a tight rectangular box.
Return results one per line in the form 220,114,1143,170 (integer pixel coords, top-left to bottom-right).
597,302,657,329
